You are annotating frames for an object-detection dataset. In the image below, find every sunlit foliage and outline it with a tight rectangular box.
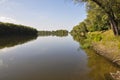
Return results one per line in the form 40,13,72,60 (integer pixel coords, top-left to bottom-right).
72,0,120,35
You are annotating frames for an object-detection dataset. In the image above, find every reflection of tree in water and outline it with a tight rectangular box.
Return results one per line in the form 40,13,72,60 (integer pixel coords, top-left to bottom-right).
38,30,68,37
71,34,120,80
85,49,120,80
38,33,68,37
0,35,37,49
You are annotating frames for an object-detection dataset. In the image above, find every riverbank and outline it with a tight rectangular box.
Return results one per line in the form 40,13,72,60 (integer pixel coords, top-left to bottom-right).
82,30,120,66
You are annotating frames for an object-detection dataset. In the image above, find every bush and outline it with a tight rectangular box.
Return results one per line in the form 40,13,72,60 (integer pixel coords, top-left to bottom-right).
87,32,102,42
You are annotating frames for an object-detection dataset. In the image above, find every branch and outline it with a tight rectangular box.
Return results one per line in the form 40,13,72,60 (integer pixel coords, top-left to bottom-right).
91,0,105,11
91,0,110,15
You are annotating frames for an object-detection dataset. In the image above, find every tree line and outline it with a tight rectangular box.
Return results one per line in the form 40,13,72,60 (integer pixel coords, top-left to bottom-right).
0,22,38,35
71,0,120,36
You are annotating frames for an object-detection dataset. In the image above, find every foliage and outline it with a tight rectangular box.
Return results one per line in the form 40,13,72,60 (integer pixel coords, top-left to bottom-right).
72,30,103,48
87,31,102,42
73,0,120,35
0,22,38,35
77,32,102,48
71,22,88,36
71,30,120,69
71,1,110,36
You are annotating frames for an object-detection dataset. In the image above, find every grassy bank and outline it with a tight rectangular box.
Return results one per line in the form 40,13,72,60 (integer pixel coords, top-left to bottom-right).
0,22,38,35
81,30,120,66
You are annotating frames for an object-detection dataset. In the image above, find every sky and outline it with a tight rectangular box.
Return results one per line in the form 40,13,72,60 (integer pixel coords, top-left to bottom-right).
0,0,87,31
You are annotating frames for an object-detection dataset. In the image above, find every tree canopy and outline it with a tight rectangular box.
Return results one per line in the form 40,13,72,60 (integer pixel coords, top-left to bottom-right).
72,0,120,35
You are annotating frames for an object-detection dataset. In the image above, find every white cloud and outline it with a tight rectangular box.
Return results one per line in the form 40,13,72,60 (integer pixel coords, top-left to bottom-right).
0,16,18,24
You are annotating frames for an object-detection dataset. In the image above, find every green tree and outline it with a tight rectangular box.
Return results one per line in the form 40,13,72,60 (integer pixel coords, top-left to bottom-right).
74,0,120,35
0,22,38,35
85,1,109,31
71,22,88,36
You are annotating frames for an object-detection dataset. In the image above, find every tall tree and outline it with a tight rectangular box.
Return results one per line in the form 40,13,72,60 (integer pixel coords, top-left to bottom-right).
74,0,120,35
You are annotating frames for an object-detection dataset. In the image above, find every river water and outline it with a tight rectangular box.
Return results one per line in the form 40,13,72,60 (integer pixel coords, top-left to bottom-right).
0,35,119,80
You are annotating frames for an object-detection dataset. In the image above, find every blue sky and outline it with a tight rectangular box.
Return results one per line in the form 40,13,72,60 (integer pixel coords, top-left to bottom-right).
0,0,86,31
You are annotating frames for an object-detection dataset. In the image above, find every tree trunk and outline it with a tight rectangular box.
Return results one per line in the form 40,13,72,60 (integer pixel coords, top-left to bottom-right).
109,15,119,36
91,0,119,36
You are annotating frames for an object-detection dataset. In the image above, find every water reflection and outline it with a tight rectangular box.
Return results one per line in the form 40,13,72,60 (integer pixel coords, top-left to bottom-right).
0,32,68,50
38,31,68,37
0,35,37,49
72,34,120,80
86,49,120,80
38,33,68,37
0,34,120,80
0,35,90,80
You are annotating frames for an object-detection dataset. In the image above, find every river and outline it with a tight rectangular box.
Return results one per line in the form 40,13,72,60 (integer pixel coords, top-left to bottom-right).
0,35,119,80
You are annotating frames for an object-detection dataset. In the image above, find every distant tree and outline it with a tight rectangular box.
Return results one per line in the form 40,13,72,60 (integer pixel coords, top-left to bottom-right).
0,22,38,35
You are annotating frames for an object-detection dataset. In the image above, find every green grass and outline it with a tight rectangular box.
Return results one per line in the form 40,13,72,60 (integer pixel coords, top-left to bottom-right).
80,31,102,48
71,29,120,65
81,30,120,65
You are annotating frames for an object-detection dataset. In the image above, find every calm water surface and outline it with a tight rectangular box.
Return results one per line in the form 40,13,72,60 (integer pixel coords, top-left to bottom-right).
0,35,119,80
